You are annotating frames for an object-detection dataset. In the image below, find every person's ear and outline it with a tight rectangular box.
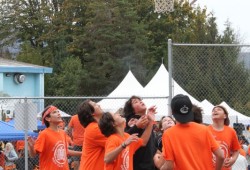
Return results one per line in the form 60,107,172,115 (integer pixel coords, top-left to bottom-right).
45,117,50,122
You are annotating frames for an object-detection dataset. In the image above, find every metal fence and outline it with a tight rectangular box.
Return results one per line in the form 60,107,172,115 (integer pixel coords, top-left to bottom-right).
0,42,250,169
169,41,250,169
0,97,147,170
0,95,250,169
168,40,250,122
0,97,85,170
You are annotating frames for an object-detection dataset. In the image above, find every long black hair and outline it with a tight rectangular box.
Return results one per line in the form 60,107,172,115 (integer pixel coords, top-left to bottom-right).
77,100,96,128
98,112,116,137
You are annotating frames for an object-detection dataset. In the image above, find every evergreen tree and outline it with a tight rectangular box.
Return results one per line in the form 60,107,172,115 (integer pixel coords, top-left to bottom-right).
0,0,249,117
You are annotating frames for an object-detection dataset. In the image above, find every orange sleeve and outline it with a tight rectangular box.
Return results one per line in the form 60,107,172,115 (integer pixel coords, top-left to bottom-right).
231,130,241,151
105,136,120,155
68,116,75,128
130,138,143,152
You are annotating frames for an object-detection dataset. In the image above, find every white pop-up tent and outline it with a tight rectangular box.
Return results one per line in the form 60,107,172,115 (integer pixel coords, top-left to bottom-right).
98,70,144,113
97,64,202,120
142,64,201,120
201,100,250,126
219,102,250,125
200,99,214,115
200,99,214,125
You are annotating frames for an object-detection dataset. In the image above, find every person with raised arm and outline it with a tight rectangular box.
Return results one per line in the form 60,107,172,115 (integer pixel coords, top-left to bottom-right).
124,95,158,170
98,107,156,170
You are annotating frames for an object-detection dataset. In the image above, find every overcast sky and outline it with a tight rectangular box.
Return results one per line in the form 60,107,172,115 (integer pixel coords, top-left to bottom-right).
196,0,250,44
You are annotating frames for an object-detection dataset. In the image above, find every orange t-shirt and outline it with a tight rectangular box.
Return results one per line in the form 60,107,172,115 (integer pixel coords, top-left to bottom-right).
34,128,69,170
79,122,107,170
162,122,219,170
208,125,241,170
68,115,85,146
105,133,143,170
16,140,25,151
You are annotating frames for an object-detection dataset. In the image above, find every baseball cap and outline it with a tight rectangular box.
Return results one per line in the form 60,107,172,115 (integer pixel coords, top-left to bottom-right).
171,94,194,123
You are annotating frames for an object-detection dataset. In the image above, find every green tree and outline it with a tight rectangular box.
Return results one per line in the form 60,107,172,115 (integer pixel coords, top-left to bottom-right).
17,42,44,65
77,0,150,95
0,0,249,117
48,56,85,96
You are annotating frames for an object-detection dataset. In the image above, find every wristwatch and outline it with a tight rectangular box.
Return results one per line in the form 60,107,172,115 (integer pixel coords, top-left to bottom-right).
121,142,126,149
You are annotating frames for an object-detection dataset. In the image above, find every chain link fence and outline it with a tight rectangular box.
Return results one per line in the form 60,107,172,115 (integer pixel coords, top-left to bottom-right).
0,42,250,169
0,97,151,170
170,41,250,169
0,96,250,169
0,97,84,170
170,42,250,122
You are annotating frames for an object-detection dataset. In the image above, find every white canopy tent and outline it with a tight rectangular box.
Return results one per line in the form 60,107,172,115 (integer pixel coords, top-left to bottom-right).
201,100,250,126
97,64,202,120
200,99,214,114
98,70,144,113
219,102,250,125
200,99,214,125
142,64,201,120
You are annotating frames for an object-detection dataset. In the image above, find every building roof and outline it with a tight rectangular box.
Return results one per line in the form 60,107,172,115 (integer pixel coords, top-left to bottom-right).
0,58,52,73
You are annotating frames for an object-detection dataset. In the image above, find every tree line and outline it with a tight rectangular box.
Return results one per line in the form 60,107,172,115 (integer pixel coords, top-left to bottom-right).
0,0,249,115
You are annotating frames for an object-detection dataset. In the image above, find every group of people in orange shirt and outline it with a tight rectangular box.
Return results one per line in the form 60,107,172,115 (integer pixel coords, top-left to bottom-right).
26,94,246,170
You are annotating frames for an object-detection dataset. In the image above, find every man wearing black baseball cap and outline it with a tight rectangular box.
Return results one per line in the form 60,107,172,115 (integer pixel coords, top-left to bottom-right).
171,94,194,123
160,94,224,170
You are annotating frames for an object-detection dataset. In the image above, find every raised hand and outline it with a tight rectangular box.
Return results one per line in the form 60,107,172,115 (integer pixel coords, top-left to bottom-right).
124,133,139,146
27,136,35,147
147,105,157,121
136,115,149,129
128,118,138,127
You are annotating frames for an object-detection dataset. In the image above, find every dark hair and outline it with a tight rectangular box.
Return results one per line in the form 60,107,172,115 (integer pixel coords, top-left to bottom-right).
41,105,53,128
98,112,116,137
124,95,141,119
158,116,166,131
192,104,203,124
77,100,96,128
213,105,230,126
160,116,175,130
